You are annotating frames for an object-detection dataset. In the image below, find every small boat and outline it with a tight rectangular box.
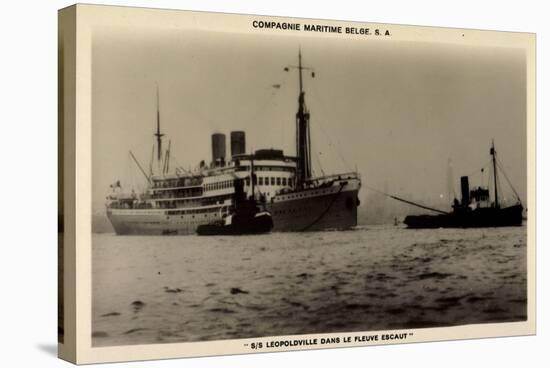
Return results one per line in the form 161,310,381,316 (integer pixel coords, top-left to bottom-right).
402,141,523,229
196,200,273,236
403,202,523,229
196,160,273,235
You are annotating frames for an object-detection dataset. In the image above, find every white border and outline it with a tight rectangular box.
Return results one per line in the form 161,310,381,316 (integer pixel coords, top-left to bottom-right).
72,4,536,364
1,1,547,367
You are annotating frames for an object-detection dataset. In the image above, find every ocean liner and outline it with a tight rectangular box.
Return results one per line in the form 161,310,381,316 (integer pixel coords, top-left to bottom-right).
105,51,362,235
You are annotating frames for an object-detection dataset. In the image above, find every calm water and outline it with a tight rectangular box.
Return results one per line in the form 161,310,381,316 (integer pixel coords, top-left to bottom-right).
92,225,527,347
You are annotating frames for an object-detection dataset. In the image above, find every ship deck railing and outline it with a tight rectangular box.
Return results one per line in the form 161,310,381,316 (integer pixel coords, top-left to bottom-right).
306,171,360,186
151,184,203,191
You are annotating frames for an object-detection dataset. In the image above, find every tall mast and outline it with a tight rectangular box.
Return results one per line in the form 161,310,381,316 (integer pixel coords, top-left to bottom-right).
284,49,315,187
149,145,154,178
491,140,499,208
154,86,164,163
295,48,311,187
298,49,303,94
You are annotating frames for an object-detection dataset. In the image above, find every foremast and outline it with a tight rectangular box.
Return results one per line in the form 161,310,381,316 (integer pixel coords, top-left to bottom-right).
287,49,314,189
131,86,168,183
154,86,164,163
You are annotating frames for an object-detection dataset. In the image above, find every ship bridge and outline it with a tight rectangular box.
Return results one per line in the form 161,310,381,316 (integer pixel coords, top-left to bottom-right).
232,149,297,200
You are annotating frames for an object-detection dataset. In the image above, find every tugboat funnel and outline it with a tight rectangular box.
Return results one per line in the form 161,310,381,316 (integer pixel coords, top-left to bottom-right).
460,176,470,206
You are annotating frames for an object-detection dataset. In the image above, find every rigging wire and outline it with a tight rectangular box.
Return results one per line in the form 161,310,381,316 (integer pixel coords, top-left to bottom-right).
362,182,449,214
308,123,325,177
307,81,353,172
496,158,522,204
128,152,136,191
311,148,326,177
487,160,505,205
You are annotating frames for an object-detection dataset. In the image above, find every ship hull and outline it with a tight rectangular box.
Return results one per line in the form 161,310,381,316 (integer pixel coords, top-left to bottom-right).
107,181,360,235
404,204,524,229
268,186,358,232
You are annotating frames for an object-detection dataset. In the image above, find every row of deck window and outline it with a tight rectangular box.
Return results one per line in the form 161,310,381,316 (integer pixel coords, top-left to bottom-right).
236,165,295,173
153,178,202,188
204,180,233,192
245,176,292,187
204,177,293,191
153,188,201,198
156,194,230,209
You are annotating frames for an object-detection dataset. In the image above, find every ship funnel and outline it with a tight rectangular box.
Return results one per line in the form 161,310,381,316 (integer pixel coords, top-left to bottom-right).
460,176,470,206
211,133,226,166
230,131,246,157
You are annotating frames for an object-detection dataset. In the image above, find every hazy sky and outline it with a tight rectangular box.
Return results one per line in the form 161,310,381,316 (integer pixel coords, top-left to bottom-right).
92,26,527,213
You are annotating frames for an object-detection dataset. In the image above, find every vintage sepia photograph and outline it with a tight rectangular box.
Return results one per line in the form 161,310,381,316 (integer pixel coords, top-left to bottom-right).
73,6,533,358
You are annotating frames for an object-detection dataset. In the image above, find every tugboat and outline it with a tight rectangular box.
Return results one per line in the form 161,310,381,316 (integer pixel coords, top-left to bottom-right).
402,141,524,229
196,162,273,235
